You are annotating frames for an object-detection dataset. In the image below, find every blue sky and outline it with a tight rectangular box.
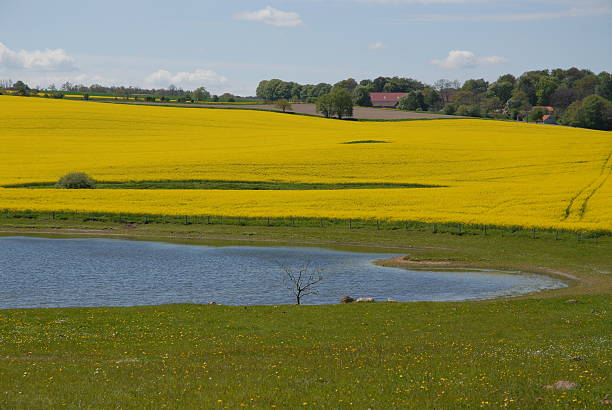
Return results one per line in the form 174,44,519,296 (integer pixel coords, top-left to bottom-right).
1,0,610,95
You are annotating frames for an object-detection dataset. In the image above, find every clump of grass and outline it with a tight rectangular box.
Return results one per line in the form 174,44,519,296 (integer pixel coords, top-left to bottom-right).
56,172,96,189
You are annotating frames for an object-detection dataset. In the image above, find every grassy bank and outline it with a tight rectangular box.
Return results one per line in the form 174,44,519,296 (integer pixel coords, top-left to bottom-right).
0,297,609,408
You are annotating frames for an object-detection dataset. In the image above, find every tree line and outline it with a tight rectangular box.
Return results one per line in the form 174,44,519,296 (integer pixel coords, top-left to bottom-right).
0,79,249,103
257,69,612,130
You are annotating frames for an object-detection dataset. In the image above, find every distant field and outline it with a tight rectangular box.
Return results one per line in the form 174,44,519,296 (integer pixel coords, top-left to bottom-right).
108,100,460,120
0,95,610,231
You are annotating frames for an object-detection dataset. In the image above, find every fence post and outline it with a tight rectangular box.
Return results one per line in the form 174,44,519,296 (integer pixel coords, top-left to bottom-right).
377,220,380,230
349,219,352,229
531,227,536,239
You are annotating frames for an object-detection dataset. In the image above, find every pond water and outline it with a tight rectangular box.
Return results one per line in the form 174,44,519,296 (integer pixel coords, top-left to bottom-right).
0,236,565,308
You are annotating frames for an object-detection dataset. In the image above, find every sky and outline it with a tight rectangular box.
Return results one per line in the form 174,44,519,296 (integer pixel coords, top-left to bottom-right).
1,0,611,95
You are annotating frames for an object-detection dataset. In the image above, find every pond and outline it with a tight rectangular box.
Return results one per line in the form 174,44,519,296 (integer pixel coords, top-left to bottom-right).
0,236,566,308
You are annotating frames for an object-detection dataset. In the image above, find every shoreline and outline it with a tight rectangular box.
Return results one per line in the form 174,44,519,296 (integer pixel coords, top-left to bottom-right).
0,226,587,302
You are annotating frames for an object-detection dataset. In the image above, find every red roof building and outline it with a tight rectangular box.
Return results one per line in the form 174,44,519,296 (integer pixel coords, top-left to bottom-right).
369,92,408,108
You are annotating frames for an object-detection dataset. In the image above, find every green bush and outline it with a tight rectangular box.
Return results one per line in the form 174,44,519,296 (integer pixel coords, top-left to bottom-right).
456,104,481,117
443,104,457,115
57,172,96,189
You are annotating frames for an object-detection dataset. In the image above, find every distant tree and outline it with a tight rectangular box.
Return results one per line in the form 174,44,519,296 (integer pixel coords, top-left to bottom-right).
550,87,580,110
443,103,457,115
575,75,599,98
312,83,332,98
561,95,612,131
352,86,372,106
481,96,503,116
371,76,388,92
382,77,424,93
535,76,559,106
398,92,427,111
316,89,353,119
331,88,353,119
359,79,373,89
57,172,96,189
597,72,612,101
316,94,335,118
516,73,540,105
60,81,73,92
488,80,514,104
13,80,30,96
456,104,482,117
274,99,293,112
333,78,358,93
505,90,532,120
219,93,236,102
192,87,211,101
462,78,489,94
434,79,461,105
496,73,517,85
423,88,442,111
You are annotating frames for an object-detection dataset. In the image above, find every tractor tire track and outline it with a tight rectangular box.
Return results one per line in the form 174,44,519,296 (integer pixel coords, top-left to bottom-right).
562,149,612,221
579,161,611,219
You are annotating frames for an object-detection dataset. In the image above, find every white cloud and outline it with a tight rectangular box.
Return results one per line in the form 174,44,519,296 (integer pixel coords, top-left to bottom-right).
368,41,386,50
431,50,508,69
145,69,228,88
234,6,304,27
0,42,76,71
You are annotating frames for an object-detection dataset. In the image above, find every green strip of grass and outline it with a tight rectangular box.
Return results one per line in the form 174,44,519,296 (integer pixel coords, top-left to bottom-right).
2,180,443,190
0,296,609,408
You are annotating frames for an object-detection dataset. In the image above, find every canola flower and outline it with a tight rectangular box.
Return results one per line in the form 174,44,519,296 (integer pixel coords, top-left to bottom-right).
0,95,610,230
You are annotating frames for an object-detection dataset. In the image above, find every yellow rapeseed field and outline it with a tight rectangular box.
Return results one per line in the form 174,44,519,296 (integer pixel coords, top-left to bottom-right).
0,95,610,230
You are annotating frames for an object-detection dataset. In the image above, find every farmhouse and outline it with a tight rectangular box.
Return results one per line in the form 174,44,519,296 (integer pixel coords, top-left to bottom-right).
369,92,407,108
534,106,556,124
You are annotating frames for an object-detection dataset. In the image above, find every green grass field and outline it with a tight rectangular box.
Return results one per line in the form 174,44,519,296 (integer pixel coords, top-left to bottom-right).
0,217,610,408
1,297,609,408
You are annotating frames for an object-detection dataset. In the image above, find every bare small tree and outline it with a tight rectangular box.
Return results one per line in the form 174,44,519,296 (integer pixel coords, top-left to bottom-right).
279,261,324,305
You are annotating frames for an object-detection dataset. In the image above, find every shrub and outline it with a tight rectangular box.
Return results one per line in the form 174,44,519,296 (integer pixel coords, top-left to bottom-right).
443,104,457,115
57,172,96,189
456,104,482,117
274,99,293,112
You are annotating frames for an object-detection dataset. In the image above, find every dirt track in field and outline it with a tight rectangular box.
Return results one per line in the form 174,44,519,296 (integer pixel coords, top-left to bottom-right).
104,100,461,120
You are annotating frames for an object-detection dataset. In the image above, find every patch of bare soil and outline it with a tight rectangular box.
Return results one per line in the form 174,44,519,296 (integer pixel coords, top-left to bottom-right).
107,101,462,120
